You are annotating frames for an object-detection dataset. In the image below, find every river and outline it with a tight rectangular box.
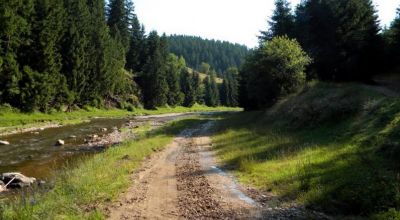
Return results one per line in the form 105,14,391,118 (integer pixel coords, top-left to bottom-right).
0,113,194,181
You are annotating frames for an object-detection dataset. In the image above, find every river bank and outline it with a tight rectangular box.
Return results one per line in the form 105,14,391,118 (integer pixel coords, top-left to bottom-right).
0,105,241,136
0,115,213,219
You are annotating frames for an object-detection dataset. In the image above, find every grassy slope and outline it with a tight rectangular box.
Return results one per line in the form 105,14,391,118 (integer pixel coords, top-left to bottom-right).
212,82,400,218
0,104,239,131
187,68,224,84
0,117,210,219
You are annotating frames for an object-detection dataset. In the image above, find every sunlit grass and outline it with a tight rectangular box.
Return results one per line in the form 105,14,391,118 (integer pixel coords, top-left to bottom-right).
212,82,400,218
0,117,208,219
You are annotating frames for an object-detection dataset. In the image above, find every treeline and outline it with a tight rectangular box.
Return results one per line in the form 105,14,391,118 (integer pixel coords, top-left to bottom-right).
0,0,239,112
167,35,249,75
240,0,400,110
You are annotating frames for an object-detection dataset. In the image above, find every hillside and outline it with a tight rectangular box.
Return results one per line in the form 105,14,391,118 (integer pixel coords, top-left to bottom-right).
167,35,249,74
187,68,223,84
212,82,400,218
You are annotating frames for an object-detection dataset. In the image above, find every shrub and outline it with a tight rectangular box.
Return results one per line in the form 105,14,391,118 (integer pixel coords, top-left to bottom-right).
240,36,311,109
372,209,400,220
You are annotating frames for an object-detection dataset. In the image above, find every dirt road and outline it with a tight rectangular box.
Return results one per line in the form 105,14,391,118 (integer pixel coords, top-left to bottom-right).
107,122,261,219
106,121,331,219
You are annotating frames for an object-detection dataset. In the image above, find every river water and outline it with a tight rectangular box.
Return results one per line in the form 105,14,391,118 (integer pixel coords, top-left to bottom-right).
0,118,132,181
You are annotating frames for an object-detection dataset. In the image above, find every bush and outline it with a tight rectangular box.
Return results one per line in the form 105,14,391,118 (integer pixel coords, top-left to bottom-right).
372,209,400,220
240,36,311,109
124,103,135,112
0,103,16,113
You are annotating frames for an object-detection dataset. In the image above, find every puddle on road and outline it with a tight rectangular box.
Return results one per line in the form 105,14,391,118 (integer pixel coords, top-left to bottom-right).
210,165,257,206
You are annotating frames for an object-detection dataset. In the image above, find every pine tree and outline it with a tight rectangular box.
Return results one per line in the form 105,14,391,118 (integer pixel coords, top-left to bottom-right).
86,0,123,106
192,72,202,103
260,0,295,41
220,67,239,107
126,13,145,73
180,68,196,107
141,31,168,109
61,0,92,106
297,0,381,81
204,73,219,107
384,8,400,71
19,0,68,111
0,0,34,108
166,54,184,106
107,0,131,49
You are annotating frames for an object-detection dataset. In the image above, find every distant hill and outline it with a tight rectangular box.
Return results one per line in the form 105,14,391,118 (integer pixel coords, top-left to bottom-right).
167,35,249,75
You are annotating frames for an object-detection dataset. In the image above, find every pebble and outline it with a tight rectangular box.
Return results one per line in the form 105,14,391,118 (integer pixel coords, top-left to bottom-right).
56,139,65,146
0,140,10,145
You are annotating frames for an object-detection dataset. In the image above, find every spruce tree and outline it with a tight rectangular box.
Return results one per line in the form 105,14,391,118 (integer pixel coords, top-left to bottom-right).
107,0,132,50
220,76,228,106
180,68,196,107
384,8,400,71
220,67,239,107
0,0,34,108
86,0,121,106
141,31,168,109
166,54,184,106
19,0,68,111
192,72,202,104
260,0,295,41
297,0,381,81
126,14,145,73
204,73,219,107
61,0,92,106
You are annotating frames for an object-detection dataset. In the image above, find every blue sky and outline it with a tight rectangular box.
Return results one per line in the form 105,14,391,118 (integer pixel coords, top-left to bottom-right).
135,0,400,48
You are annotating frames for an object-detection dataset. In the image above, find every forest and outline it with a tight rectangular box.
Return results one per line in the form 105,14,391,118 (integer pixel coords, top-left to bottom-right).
2,0,400,219
167,35,249,76
0,0,240,113
239,0,400,110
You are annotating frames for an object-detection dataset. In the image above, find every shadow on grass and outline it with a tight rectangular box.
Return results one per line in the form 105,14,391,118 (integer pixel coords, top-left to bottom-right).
212,100,400,217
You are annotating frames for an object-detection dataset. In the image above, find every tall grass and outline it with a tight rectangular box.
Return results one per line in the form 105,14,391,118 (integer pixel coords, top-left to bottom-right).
0,118,207,219
212,82,400,218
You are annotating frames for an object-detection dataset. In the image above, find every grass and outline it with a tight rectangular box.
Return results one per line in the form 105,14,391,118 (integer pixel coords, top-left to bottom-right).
212,82,400,218
0,116,210,219
187,68,224,84
0,104,240,133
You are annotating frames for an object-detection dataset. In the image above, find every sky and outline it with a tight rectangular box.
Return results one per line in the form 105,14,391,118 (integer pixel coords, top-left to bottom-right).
135,0,400,48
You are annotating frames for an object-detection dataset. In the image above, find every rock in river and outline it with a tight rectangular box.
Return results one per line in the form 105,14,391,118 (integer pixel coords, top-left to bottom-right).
1,172,36,188
56,139,65,146
0,140,10,145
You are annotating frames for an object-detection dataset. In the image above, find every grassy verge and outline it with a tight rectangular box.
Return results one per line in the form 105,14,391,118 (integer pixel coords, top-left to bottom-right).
212,82,400,218
0,104,240,134
0,116,209,219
